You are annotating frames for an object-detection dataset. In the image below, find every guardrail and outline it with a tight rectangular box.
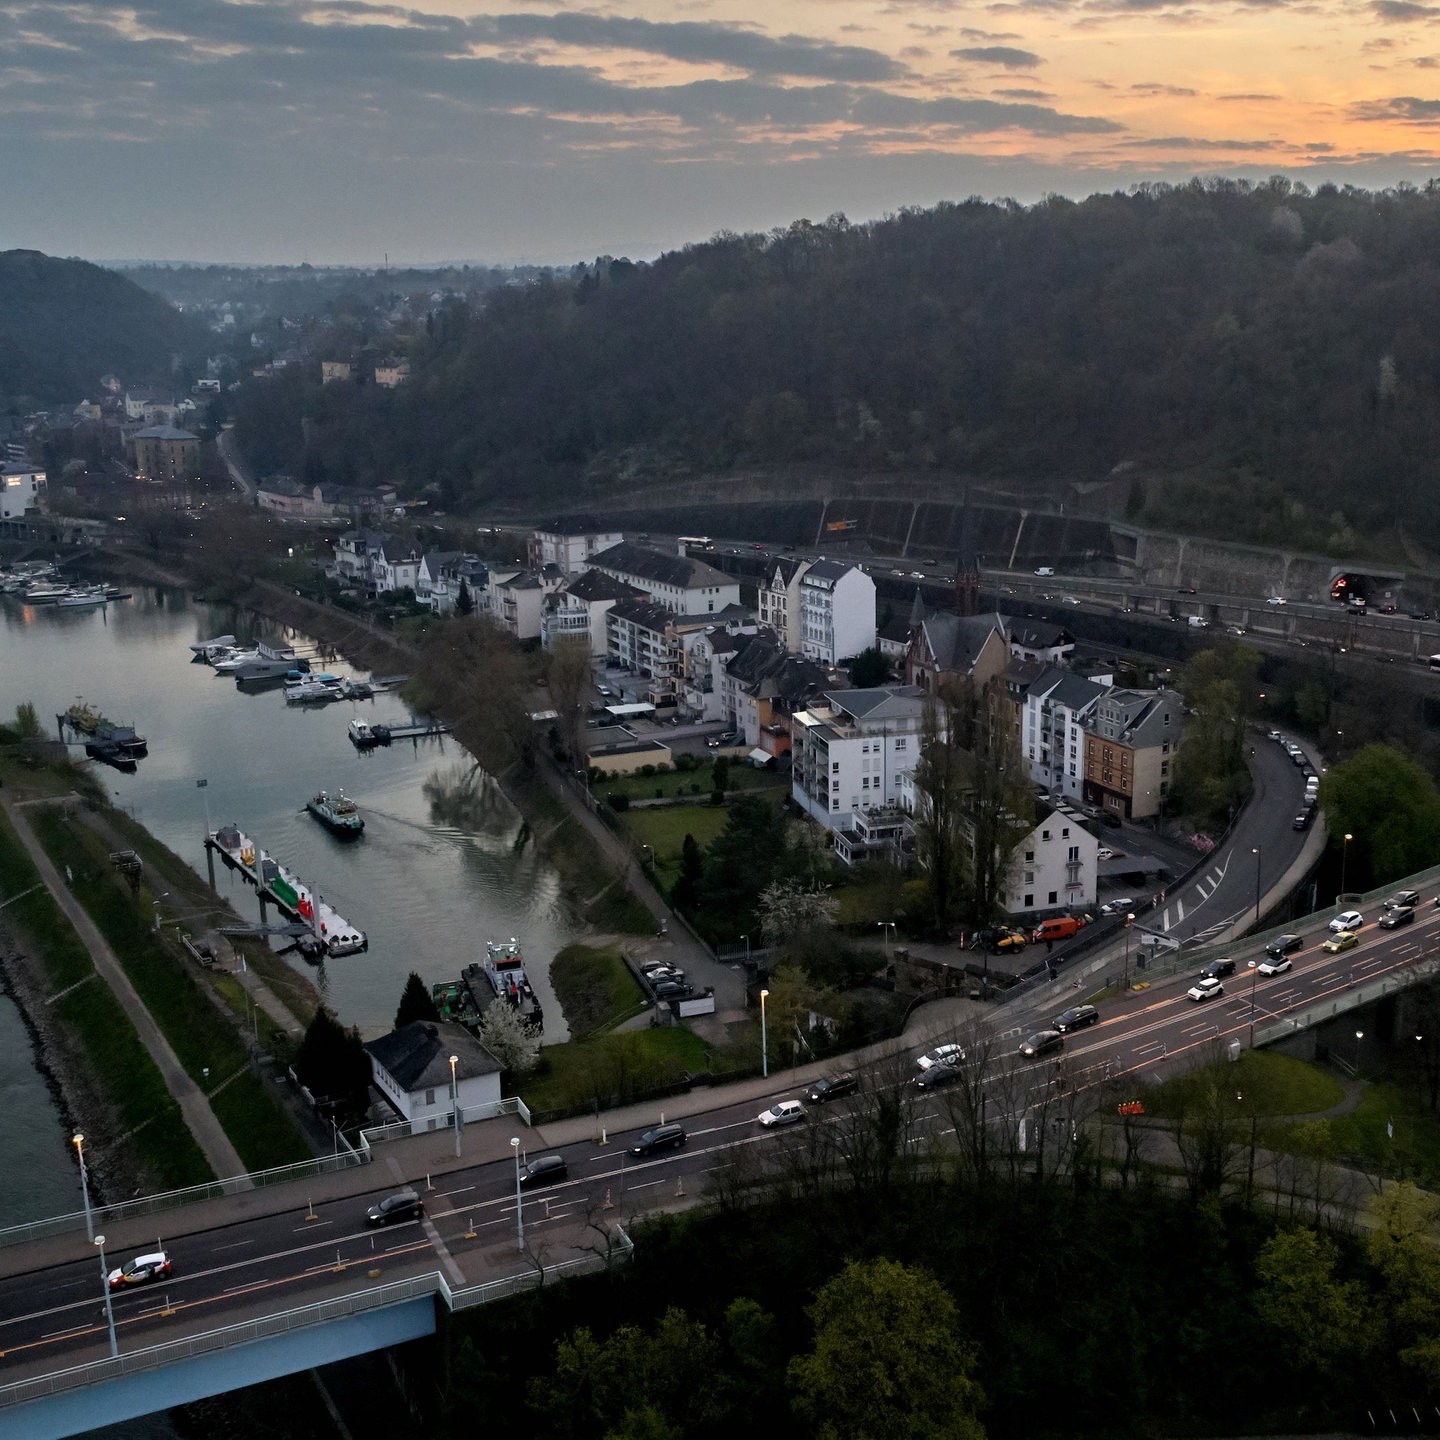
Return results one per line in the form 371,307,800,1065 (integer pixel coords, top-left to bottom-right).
356,1095,532,1156
0,1228,633,1411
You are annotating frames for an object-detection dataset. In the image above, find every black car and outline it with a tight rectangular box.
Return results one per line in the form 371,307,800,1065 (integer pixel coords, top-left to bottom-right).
805,1075,859,1103
652,980,692,999
912,1061,963,1091
1385,890,1421,911
519,1154,568,1187
1265,934,1304,958
630,1123,686,1156
1019,1030,1064,1059
366,1190,424,1226
1380,906,1416,930
1199,957,1237,979
1293,810,1313,831
1053,1005,1100,1033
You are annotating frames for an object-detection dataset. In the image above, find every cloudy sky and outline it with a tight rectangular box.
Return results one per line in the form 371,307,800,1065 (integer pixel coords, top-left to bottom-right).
2,0,1439,265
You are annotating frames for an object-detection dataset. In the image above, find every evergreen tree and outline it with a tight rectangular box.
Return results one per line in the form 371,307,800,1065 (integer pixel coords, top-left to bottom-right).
395,970,440,1029
670,833,704,913
294,1007,371,1120
455,577,474,616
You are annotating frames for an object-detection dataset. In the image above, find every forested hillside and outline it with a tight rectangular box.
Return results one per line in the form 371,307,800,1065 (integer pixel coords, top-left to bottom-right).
0,250,201,404
233,179,1440,549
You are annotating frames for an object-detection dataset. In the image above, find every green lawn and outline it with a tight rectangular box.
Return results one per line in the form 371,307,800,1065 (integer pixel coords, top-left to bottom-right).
1145,1051,1344,1119
622,805,731,876
1263,1081,1440,1184
550,944,648,1039
596,765,786,803
519,1027,712,1118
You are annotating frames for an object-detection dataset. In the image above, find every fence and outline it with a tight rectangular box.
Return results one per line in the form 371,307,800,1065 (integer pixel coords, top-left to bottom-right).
357,1095,532,1154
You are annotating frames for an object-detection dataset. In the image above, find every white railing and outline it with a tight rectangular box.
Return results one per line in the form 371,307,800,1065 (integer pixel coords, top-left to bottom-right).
356,1095,531,1156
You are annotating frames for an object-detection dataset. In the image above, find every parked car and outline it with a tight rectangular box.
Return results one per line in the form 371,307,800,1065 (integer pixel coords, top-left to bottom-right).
916,1043,966,1070
1379,906,1415,930
1052,1004,1100,1032
1331,910,1364,932
1019,1030,1064,1059
108,1251,172,1290
652,980,692,1000
1100,897,1136,916
366,1190,424,1226
805,1075,859,1103
993,927,1027,951
1257,955,1293,977
629,1124,686,1157
1187,977,1225,1002
1265,934,1304,958
520,1154,569,1187
1321,930,1359,954
1292,810,1313,831
1198,957,1237,979
1385,890,1421,910
758,1100,805,1127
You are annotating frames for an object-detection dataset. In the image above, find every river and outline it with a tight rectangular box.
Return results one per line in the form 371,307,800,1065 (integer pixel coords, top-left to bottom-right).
0,585,582,1222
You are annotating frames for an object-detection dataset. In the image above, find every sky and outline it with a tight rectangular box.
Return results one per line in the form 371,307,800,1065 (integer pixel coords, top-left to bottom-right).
3,0,1440,267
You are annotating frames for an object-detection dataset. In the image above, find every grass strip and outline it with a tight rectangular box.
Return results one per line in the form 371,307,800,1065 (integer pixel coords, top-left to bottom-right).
1145,1051,1344,1118
29,807,310,1172
519,1028,711,1117
0,810,213,1191
549,944,647,1040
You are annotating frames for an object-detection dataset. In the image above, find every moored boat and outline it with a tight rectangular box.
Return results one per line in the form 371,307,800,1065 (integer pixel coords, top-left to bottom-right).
189,633,237,655
306,790,364,837
56,586,107,608
468,938,543,1030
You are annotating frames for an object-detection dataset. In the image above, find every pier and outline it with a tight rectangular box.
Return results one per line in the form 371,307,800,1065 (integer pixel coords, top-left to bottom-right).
204,824,367,958
348,718,450,748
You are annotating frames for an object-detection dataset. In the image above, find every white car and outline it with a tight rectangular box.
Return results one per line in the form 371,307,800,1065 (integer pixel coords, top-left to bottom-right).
1100,898,1136,916
758,1100,805,1127
916,1043,966,1071
1330,910,1364,932
1256,956,1292,977
1097,847,1119,861
1187,977,1225,1002
1266,596,1287,606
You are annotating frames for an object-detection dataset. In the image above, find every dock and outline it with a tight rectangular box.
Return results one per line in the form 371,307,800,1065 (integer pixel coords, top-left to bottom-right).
348,718,450,748
204,823,367,958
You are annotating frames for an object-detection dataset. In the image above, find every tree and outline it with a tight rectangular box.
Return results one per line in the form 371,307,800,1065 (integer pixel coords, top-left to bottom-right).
546,636,593,765
293,1007,371,1120
958,677,1034,923
1253,1229,1366,1377
711,754,730,795
758,879,839,946
395,970,440,1029
477,998,541,1074
848,646,890,689
1171,640,1259,825
696,793,790,943
910,690,967,928
669,833,704,913
788,1258,986,1440
12,701,41,739
1321,743,1440,887
454,577,474,616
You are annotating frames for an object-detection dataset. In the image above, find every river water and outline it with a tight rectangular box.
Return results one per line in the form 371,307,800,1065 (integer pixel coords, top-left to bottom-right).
0,585,581,1222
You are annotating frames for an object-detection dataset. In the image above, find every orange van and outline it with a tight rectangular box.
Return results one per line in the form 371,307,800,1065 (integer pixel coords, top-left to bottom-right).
1031,916,1083,945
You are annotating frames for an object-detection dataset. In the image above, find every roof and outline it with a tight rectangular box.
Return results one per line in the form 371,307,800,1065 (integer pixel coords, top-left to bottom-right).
1010,622,1073,651
588,540,734,591
1027,665,1105,714
564,568,644,603
1092,687,1182,747
831,684,926,724
501,570,543,591
765,556,809,587
799,558,854,584
913,612,1006,676
378,537,422,564
726,639,829,706
133,425,198,441
610,598,675,632
364,1021,500,1090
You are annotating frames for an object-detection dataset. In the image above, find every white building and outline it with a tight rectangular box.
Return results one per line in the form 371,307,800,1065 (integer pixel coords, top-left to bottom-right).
371,537,425,594
587,541,740,616
494,568,564,642
0,462,46,520
364,1021,502,1135
998,802,1098,917
541,568,645,655
791,685,926,830
758,556,810,652
797,560,876,667
1018,667,1106,802
528,526,625,576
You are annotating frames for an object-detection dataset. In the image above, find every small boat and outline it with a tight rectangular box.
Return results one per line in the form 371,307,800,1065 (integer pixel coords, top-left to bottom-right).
339,678,372,700
84,738,137,772
93,722,147,758
348,719,392,748
286,680,343,704
306,790,364,837
467,938,543,1030
64,701,103,735
23,582,70,603
227,641,305,681
189,634,237,655
56,586,107,608
212,647,260,673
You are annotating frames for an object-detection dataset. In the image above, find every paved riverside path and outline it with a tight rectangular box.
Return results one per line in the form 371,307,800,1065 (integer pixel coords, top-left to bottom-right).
1,797,250,1186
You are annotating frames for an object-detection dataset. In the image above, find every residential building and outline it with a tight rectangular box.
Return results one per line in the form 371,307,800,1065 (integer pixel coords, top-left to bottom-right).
1009,622,1075,666
757,556,809,651
791,685,927,830
999,802,1099,917
797,560,876,667
364,1021,501,1135
724,640,829,752
1017,666,1106,802
0,462,45,520
427,555,488,615
132,425,200,483
371,536,425,595
1082,688,1182,821
683,623,763,723
494,567,565,642
332,529,392,588
257,476,335,521
320,361,354,384
587,541,740,616
542,568,646,654
528,525,625,576
373,360,410,388
906,609,1010,694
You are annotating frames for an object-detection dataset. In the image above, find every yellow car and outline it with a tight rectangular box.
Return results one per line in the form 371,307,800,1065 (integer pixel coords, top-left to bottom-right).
1321,929,1359,954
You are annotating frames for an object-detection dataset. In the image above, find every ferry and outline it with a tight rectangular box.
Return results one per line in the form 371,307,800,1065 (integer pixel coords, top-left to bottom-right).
306,790,364,837
464,938,543,1030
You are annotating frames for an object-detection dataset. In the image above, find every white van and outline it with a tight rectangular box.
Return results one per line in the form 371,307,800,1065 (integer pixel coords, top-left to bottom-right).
1034,566,1055,578
1187,615,1209,628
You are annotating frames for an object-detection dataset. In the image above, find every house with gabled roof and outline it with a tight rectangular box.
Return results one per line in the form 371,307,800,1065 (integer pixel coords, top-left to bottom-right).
543,567,646,654
724,639,830,752
905,610,1010,694
1016,665,1107,802
1082,687,1183,821
587,541,740,616
798,559,876,667
529,522,625,576
372,535,425,595
364,1021,502,1134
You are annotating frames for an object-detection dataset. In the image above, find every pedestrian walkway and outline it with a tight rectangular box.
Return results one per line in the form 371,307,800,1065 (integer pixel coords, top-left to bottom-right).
0,796,250,1185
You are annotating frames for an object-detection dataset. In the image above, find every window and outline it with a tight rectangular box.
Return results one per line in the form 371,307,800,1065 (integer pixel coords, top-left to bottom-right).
1024,894,1034,908
832,762,840,772
895,739,906,751
1048,891,1058,905
1041,829,1051,841
1025,850,1034,862
1062,827,1070,838
1024,871,1034,885
424,1088,435,1105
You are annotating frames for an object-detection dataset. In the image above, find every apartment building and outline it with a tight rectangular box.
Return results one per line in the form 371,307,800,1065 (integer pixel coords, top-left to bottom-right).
1082,688,1182,821
797,559,876,667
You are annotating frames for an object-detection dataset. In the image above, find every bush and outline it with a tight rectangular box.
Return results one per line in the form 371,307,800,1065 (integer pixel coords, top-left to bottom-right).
710,790,724,806
640,764,656,778
607,793,630,812
691,783,702,795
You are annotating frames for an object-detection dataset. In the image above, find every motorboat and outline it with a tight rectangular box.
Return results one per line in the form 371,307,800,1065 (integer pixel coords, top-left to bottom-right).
212,648,261,673
306,790,364,837
285,679,343,704
189,634,237,655
56,586,108,608
22,582,70,603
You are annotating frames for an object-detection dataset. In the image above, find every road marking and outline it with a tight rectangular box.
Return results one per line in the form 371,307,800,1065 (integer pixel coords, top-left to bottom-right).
41,1324,94,1341
291,1222,332,1234
214,1239,257,1250
434,1184,475,1200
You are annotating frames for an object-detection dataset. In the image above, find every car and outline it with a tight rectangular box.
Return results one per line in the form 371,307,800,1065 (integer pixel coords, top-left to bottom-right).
1257,955,1292,976
1321,930,1359,954
1101,811,1123,829
758,1100,805,1127
1096,847,1118,861
1177,586,1196,594
366,1190,424,1226
1019,1030,1064,1059
597,686,614,699
1100,897,1136,916
917,1043,966,1071
1291,751,1309,768
644,966,685,984
994,929,1027,951
1412,612,1434,621
639,959,674,975
1292,810,1313,831
1385,890,1421,910
652,980,692,1000
107,1251,172,1290
1053,1004,1100,1032
1266,596,1287,606
705,736,722,748
1187,977,1225,1002
520,1154,569,1187
1062,595,1080,605
805,1075,859,1103
912,1060,964,1091
1265,934,1303,958
630,1123,686,1156
1269,730,1286,742
1198,957,1237,979
910,570,925,579
1330,911,1364,932
1380,906,1416,930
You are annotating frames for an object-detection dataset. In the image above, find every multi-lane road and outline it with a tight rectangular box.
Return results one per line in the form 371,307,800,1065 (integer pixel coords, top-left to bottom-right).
1,892,1433,1383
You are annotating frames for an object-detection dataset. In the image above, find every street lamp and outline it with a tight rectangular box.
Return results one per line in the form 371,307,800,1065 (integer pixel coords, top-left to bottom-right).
1122,914,1135,990
449,1054,461,1158
94,1235,118,1357
1340,833,1353,900
741,933,751,966
1248,960,1260,1047
1355,1029,1364,1072
878,921,895,964
73,1133,93,1241
152,892,169,932
510,1137,524,1252
760,988,770,1079
1251,845,1262,929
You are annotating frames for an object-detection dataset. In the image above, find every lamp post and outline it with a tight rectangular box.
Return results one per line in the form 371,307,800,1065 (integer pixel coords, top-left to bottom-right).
95,1235,118,1357
1251,845,1262,929
510,1137,524,1252
878,921,895,964
1355,1029,1364,1073
1122,914,1135,990
1248,960,1260,1047
741,933,751,968
1340,832,1353,901
760,987,770,1079
152,892,169,932
449,1054,461,1158
73,1133,93,1241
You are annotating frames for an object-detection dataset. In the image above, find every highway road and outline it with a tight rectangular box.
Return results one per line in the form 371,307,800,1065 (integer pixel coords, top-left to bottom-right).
2,894,1434,1381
